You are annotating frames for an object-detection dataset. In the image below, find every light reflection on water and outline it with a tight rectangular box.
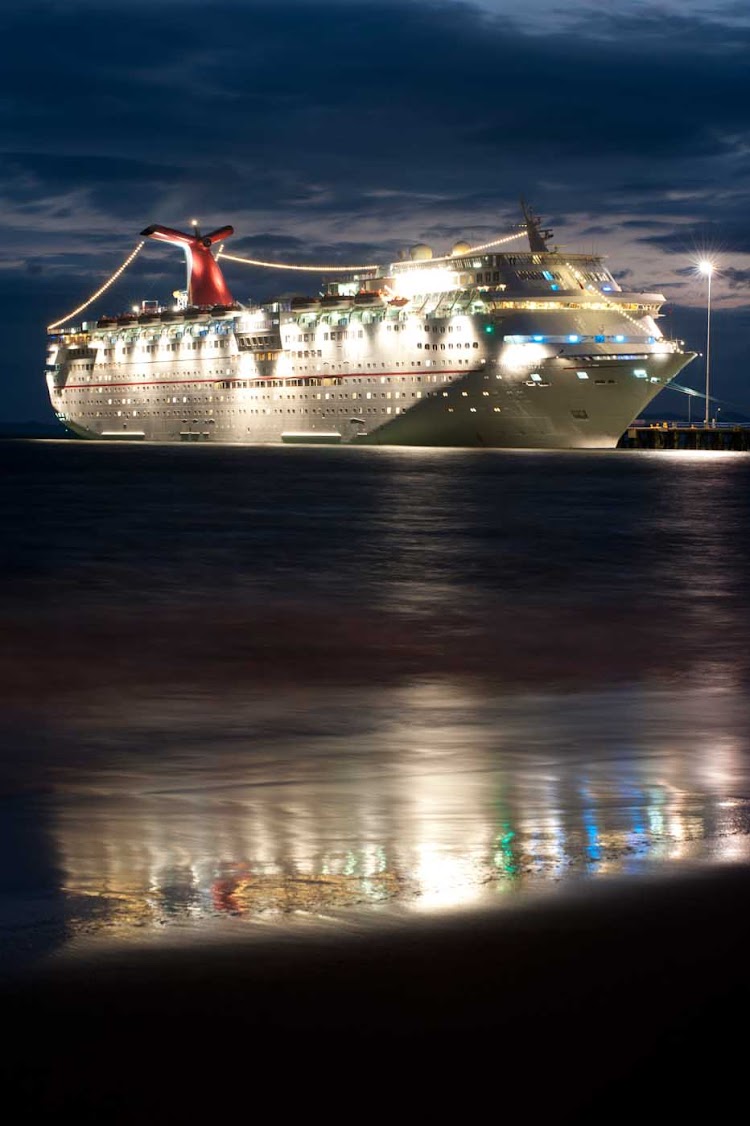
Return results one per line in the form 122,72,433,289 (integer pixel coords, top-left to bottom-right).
3,443,750,965
31,679,750,948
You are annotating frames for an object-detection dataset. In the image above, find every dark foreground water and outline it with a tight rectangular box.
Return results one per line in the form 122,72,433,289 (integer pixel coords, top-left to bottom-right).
2,440,750,969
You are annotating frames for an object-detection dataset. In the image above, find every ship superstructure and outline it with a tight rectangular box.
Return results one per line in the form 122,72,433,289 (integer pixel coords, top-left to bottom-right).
46,208,695,448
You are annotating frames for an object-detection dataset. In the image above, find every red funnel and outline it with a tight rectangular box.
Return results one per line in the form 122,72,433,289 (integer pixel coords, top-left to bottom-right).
141,223,235,306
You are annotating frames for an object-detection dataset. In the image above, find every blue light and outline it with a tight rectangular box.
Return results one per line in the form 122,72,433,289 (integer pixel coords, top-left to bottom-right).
568,334,579,343
542,270,554,281
550,284,559,291
594,334,605,343
615,334,625,342
584,814,601,862
602,285,612,292
532,335,545,342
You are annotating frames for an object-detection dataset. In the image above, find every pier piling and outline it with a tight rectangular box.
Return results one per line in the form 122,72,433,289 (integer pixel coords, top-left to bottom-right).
618,424,750,451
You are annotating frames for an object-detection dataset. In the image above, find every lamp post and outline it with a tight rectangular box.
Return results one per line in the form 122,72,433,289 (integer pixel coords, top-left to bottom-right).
698,260,714,428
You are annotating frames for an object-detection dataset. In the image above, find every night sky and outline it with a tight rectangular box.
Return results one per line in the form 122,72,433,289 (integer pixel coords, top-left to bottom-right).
3,0,749,423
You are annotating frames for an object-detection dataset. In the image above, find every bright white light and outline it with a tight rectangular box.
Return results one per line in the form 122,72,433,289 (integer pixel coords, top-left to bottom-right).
576,371,588,380
698,259,715,276
392,268,458,298
502,342,546,372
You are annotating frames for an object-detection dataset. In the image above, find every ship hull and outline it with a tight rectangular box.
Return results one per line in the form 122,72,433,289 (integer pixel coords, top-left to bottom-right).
47,311,695,450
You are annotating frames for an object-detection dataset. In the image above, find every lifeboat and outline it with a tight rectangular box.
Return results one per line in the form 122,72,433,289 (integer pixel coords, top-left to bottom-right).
290,297,322,312
97,316,117,327
354,291,384,306
388,296,409,307
320,295,353,310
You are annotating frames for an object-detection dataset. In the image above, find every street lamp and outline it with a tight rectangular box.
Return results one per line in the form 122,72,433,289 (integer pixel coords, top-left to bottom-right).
698,260,714,428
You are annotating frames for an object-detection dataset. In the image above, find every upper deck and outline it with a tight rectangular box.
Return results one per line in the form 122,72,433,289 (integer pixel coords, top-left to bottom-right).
47,205,666,345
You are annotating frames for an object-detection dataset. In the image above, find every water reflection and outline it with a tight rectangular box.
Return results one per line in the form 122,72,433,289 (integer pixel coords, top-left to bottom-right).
32,680,750,947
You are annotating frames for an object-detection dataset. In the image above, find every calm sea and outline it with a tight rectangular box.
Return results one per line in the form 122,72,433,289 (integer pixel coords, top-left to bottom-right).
2,440,750,968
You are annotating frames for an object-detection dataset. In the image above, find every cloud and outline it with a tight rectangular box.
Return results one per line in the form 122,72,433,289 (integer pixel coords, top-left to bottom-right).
638,220,750,256
723,266,750,289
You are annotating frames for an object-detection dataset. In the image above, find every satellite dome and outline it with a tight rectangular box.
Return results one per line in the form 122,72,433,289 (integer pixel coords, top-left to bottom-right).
451,240,471,256
409,243,433,261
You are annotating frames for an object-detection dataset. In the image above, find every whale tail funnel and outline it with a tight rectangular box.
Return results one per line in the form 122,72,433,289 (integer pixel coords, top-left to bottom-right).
141,223,236,306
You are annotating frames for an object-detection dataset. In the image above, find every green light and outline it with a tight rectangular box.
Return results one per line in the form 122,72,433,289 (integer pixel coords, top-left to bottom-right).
484,324,494,334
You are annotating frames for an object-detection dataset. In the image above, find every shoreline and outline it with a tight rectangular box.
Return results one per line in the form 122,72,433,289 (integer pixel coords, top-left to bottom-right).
3,863,749,1119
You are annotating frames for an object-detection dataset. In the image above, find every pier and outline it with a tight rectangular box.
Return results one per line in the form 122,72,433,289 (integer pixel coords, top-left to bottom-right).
618,424,750,451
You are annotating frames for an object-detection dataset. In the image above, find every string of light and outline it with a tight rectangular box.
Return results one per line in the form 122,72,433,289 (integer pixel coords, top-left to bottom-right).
217,252,379,272
428,230,525,262
46,227,528,331
217,230,525,274
564,259,646,331
47,241,146,331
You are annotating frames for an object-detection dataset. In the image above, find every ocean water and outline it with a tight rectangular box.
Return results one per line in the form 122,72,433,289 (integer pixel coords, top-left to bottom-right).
2,440,750,968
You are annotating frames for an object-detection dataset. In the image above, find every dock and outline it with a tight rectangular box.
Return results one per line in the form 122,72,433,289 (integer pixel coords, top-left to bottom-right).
618,424,750,451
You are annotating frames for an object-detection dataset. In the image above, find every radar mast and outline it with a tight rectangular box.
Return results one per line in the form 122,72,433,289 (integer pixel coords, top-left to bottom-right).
521,200,554,253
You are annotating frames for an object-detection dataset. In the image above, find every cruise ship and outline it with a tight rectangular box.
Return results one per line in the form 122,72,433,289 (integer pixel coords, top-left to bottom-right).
46,206,695,447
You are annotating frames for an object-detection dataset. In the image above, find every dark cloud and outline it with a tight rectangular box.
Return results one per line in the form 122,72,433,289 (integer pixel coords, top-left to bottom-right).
723,266,750,289
639,222,750,255
2,1,749,213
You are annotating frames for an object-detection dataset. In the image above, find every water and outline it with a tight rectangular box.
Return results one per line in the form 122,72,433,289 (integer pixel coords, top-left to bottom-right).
2,440,750,969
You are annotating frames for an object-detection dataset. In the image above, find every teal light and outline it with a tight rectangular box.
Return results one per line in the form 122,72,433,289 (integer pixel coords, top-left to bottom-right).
484,324,494,334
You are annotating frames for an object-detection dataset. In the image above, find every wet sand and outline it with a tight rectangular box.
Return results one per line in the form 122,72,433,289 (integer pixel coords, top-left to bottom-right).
3,864,748,1121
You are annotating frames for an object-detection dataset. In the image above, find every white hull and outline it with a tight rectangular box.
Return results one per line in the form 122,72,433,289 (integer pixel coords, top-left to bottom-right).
48,312,694,449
